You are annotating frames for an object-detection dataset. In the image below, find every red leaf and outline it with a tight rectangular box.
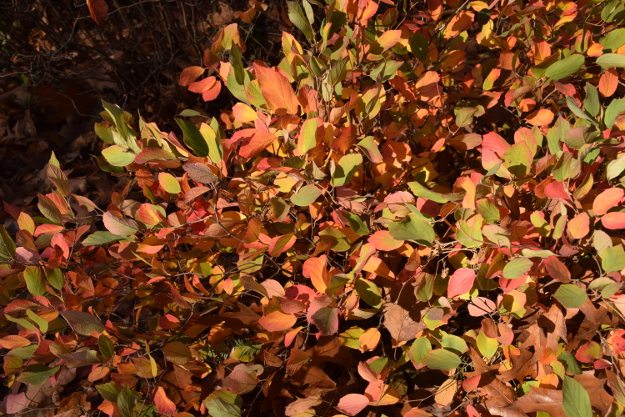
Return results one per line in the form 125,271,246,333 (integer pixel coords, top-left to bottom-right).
368,230,404,251
544,181,574,207
448,268,476,298
544,256,571,282
462,375,481,392
154,386,176,415
482,132,510,156
87,0,109,25
575,341,601,363
601,212,625,230
336,393,369,416
593,188,624,216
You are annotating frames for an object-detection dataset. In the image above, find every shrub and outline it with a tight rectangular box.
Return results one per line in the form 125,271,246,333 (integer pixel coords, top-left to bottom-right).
2,1,625,416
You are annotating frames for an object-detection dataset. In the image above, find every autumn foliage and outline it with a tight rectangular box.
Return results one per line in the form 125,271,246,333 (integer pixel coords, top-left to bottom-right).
4,0,625,416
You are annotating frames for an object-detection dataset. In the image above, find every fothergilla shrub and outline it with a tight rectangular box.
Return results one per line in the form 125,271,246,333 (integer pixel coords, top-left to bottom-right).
2,1,625,416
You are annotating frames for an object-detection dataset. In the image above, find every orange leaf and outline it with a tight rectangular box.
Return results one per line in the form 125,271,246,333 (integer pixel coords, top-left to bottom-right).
154,386,176,415
179,66,205,86
188,76,217,94
253,63,299,116
232,103,258,123
376,30,402,52
258,310,297,332
368,230,404,251
593,187,624,216
0,335,30,349
427,0,442,20
567,212,590,239
303,255,329,293
443,11,474,38
87,0,109,25
231,128,278,159
599,68,619,98
359,328,381,352
526,109,554,126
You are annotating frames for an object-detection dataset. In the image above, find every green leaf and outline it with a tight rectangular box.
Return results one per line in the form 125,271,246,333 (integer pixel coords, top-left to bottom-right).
18,364,60,385
99,335,115,359
408,182,450,204
545,54,585,80
602,245,625,273
83,231,126,246
605,98,625,129
204,390,243,417
97,381,122,402
298,117,319,155
558,351,582,375
331,154,363,186
179,109,201,117
319,226,351,252
583,83,600,118
24,266,45,296
607,154,625,180
102,145,136,167
554,284,588,308
176,118,209,157
118,386,139,417
408,337,431,367
26,309,48,333
287,1,314,40
61,311,105,336
597,53,625,69
342,211,369,235
291,184,322,206
476,331,499,358
563,376,592,417
476,199,500,224
354,278,382,308
455,107,478,128
388,214,435,246
339,327,365,349
423,349,461,371
441,333,469,354
357,136,383,163
44,268,64,290
503,258,533,279
599,28,625,51
456,219,483,249
565,97,595,124
409,33,429,61
0,225,16,261
504,142,533,178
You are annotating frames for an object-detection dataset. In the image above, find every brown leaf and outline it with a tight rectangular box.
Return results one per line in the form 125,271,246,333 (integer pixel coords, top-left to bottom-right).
383,303,426,344
505,386,565,417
